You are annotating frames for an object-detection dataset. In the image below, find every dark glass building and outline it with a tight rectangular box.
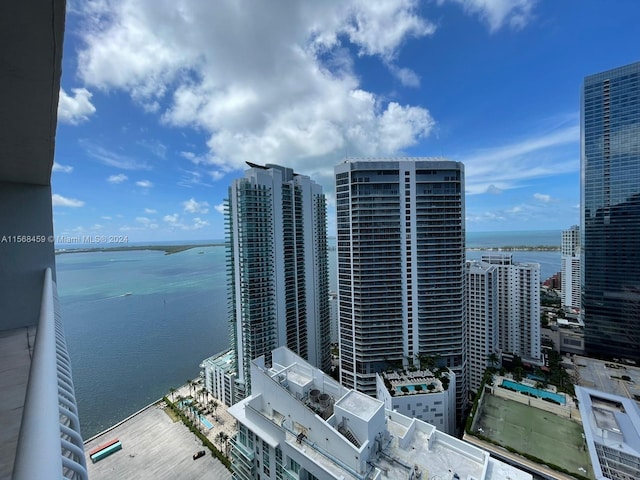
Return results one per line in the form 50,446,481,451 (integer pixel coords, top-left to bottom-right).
581,62,640,361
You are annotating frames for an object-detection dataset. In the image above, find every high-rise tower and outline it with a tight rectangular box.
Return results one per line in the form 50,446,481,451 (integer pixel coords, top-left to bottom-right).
335,159,467,419
466,260,499,393
481,254,541,364
581,62,640,361
227,163,330,398
561,225,580,310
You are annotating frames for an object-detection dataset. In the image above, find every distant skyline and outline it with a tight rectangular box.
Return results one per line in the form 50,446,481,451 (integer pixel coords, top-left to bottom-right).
53,1,640,241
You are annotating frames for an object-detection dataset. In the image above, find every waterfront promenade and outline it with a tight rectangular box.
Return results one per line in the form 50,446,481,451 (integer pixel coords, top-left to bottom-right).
84,379,233,479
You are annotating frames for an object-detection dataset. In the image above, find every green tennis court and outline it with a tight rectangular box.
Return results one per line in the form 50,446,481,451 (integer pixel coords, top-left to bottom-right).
474,394,593,479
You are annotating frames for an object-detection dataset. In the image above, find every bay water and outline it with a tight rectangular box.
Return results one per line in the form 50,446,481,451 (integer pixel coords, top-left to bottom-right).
57,231,561,438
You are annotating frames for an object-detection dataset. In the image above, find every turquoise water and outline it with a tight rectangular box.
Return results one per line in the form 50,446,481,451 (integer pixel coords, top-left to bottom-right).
57,247,230,438
396,384,428,392
200,416,213,429
502,379,566,404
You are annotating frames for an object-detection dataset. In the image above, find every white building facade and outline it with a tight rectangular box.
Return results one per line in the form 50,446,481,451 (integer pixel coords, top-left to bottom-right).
481,254,541,364
335,159,468,421
228,347,531,480
226,163,331,400
561,225,581,310
201,349,237,407
375,369,456,435
466,261,499,393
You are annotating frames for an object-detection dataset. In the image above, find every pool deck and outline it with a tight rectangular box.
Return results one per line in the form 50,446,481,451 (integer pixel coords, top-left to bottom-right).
84,379,235,480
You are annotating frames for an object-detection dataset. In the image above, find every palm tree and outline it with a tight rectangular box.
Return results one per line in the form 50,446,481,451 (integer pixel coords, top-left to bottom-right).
168,387,176,404
223,433,230,457
211,400,219,420
487,352,500,369
514,366,524,382
217,431,226,447
187,379,196,400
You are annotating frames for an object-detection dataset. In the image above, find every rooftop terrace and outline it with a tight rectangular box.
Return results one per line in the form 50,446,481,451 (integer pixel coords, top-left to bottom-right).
381,368,448,396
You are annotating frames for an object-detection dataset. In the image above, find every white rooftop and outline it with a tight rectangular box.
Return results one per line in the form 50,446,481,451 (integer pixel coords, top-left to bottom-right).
229,347,532,480
576,386,640,480
335,390,382,421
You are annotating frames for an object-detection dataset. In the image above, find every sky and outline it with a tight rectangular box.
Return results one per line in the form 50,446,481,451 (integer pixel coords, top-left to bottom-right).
53,0,640,242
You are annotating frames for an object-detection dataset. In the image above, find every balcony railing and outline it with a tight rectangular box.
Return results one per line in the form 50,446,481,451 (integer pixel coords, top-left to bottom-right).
12,268,88,480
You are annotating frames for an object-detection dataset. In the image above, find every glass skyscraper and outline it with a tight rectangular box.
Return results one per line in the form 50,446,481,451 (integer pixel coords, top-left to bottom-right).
581,62,640,361
335,159,468,420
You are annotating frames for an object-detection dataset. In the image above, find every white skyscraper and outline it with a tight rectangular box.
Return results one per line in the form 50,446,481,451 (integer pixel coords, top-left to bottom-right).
335,159,467,420
227,163,330,399
481,254,541,363
466,261,499,393
561,225,581,310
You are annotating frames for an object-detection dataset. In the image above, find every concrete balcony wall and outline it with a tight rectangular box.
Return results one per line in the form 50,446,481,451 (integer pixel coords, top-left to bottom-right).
0,182,55,331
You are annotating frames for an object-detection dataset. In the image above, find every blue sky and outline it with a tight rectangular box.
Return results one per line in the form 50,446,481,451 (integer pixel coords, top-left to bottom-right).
53,0,640,242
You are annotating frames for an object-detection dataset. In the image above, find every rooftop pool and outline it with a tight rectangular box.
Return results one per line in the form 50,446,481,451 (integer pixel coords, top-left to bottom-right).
396,384,431,393
501,379,566,405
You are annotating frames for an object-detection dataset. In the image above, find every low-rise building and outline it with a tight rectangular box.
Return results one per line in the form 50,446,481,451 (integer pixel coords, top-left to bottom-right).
228,347,532,480
375,369,456,435
201,348,237,407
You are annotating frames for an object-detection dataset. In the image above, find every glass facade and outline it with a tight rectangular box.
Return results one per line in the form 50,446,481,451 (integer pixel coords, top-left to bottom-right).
335,159,467,420
581,62,640,361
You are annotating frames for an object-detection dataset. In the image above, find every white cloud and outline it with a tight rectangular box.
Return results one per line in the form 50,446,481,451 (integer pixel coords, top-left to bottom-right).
107,173,128,184
137,139,167,159
183,198,209,214
462,124,579,195
389,65,421,87
192,217,209,230
162,212,209,230
533,192,551,203
163,213,180,224
75,0,437,182
338,1,436,59
208,170,225,181
53,162,74,173
58,87,96,124
439,0,537,32
52,194,85,207
136,180,153,188
82,141,152,170
101,215,112,220
144,208,157,214
214,203,225,214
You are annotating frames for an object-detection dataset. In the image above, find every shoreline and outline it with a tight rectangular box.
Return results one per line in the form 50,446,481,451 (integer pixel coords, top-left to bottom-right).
467,246,560,252
55,243,226,255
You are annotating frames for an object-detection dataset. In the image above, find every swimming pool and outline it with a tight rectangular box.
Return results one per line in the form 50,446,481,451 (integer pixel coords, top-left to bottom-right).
501,379,566,404
395,384,430,393
200,415,213,429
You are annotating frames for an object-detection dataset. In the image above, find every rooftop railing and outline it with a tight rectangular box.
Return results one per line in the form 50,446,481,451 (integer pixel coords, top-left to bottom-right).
12,268,88,480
